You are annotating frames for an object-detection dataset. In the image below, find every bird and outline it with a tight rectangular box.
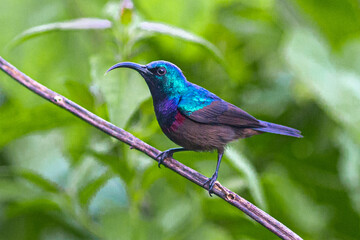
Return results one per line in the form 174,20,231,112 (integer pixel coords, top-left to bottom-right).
107,60,302,195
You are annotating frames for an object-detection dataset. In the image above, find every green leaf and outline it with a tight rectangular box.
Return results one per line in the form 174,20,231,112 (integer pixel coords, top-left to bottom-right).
283,28,360,142
225,147,267,210
18,169,61,193
90,151,134,184
120,0,134,25
138,21,224,62
0,102,72,148
64,124,90,163
187,224,233,240
0,179,38,202
64,80,95,111
6,198,62,217
88,177,128,217
67,156,107,196
98,209,132,240
263,167,329,235
4,130,70,188
159,198,194,234
90,55,150,128
78,171,112,207
10,18,112,48
337,132,360,215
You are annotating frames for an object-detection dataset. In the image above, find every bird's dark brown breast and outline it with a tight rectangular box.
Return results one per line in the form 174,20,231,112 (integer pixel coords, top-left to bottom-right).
160,111,259,151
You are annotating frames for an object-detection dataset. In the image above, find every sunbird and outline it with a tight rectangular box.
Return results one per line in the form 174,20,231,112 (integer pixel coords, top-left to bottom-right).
107,61,302,194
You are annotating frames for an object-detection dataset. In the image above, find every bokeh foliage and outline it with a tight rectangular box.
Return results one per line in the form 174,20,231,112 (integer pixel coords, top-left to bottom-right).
0,0,359,239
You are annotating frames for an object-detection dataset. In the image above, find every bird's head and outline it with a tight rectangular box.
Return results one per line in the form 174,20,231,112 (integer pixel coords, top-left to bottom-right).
107,60,188,98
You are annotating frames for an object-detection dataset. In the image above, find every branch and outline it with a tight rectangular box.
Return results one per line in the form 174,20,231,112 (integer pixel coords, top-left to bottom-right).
0,56,302,240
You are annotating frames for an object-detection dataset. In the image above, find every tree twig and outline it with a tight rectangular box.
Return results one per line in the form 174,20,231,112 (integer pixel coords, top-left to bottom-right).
0,56,302,240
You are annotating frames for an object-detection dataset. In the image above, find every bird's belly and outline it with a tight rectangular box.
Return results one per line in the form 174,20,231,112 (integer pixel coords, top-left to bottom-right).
161,117,241,151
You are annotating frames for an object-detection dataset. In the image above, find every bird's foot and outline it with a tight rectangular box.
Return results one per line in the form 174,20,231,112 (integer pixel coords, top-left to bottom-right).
156,150,174,168
203,173,218,197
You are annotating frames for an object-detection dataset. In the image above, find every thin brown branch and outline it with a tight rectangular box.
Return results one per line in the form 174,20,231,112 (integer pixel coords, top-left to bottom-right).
0,56,302,240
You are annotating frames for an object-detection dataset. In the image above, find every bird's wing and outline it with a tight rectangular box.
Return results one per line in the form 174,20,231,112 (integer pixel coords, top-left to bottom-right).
178,99,264,128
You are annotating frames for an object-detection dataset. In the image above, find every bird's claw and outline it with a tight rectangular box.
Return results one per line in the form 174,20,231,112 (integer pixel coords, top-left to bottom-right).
156,150,173,168
203,174,218,197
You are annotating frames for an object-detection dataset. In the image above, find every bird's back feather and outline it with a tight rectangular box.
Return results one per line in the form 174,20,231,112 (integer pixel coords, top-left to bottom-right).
179,99,263,128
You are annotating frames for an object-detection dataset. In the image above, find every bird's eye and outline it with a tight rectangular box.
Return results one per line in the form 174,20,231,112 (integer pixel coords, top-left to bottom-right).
157,67,166,76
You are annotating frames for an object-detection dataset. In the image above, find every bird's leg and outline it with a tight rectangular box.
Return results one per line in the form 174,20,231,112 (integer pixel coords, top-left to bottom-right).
156,147,188,168
204,148,224,196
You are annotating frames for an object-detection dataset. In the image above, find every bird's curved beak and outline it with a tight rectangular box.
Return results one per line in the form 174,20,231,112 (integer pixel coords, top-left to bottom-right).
106,62,152,76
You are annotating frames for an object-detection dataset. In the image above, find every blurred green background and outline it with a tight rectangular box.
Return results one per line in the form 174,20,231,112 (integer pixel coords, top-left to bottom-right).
1,0,360,239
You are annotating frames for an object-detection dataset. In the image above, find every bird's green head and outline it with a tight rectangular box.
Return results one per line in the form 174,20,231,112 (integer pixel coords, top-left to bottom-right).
107,60,188,98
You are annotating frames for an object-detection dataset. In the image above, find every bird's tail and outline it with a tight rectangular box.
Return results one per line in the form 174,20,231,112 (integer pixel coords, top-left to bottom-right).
254,120,303,138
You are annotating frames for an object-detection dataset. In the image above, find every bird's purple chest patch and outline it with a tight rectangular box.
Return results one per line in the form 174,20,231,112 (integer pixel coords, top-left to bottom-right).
154,98,180,129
